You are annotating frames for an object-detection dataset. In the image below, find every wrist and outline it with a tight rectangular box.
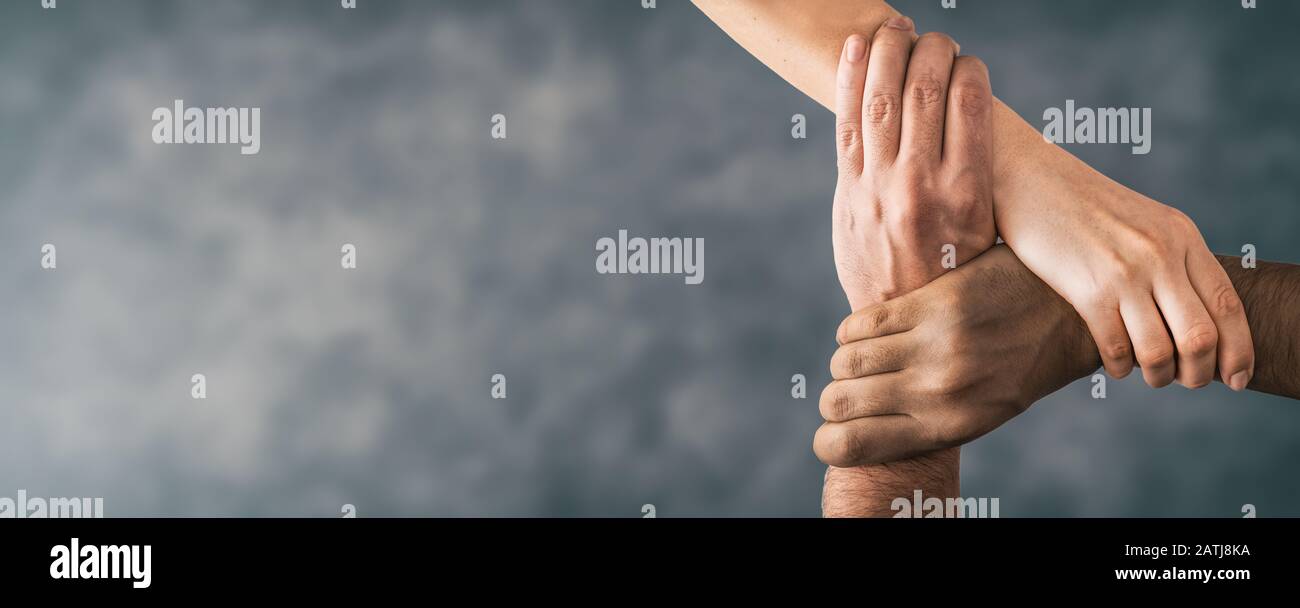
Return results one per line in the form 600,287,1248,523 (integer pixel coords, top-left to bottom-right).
981,245,1100,402
822,448,961,518
989,101,1052,220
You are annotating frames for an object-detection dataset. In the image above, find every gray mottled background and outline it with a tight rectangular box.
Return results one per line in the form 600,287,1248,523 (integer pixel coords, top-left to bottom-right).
1,0,1297,517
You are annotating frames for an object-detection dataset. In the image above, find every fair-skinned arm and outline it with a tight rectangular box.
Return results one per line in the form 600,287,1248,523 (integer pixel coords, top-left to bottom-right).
691,0,1255,517
696,0,1253,389
690,0,1252,389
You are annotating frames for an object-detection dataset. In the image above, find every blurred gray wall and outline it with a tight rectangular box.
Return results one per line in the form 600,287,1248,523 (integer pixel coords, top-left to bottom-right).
0,0,1297,516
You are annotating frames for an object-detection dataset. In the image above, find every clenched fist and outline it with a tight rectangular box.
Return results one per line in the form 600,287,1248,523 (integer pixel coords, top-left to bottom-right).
820,245,1101,466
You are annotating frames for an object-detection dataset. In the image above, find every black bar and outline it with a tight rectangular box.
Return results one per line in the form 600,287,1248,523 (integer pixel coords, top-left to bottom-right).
1,518,1286,595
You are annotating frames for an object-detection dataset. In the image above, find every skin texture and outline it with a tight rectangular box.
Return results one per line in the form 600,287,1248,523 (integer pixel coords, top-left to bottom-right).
690,0,1255,517
826,252,1300,465
689,0,1252,393
832,25,996,310
1213,257,1300,399
818,21,996,516
823,245,1099,465
686,0,1253,389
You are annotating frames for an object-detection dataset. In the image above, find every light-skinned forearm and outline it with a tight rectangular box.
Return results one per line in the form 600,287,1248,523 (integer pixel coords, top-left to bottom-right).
689,0,1254,518
689,0,1051,227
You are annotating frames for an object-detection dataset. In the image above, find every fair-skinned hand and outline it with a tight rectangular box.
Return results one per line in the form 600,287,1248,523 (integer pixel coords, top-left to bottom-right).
688,0,1257,393
819,245,1100,466
818,18,996,503
994,131,1255,392
831,23,996,311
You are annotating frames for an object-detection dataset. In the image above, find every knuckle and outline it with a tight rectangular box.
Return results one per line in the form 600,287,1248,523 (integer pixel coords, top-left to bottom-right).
893,173,932,202
1113,260,1144,283
934,370,962,396
1181,324,1219,358
862,306,890,337
830,345,863,378
1117,222,1169,262
841,307,888,344
846,347,868,377
950,81,989,117
886,204,926,239
931,413,970,450
922,367,960,397
835,121,863,154
1210,282,1244,318
819,384,852,421
814,424,860,467
1167,207,1198,233
865,91,901,126
942,361,978,394
1223,351,1256,378
1101,340,1131,363
945,185,985,219
832,120,863,168
1137,343,1176,369
947,322,979,350
1137,233,1169,260
907,72,946,111
873,24,908,45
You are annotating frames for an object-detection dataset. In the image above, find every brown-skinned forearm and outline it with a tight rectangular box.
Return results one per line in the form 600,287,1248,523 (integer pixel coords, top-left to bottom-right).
1217,257,1300,398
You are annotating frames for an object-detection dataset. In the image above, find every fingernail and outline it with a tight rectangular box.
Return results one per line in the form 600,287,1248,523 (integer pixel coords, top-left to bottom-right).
1229,371,1251,392
846,35,866,62
886,16,914,30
